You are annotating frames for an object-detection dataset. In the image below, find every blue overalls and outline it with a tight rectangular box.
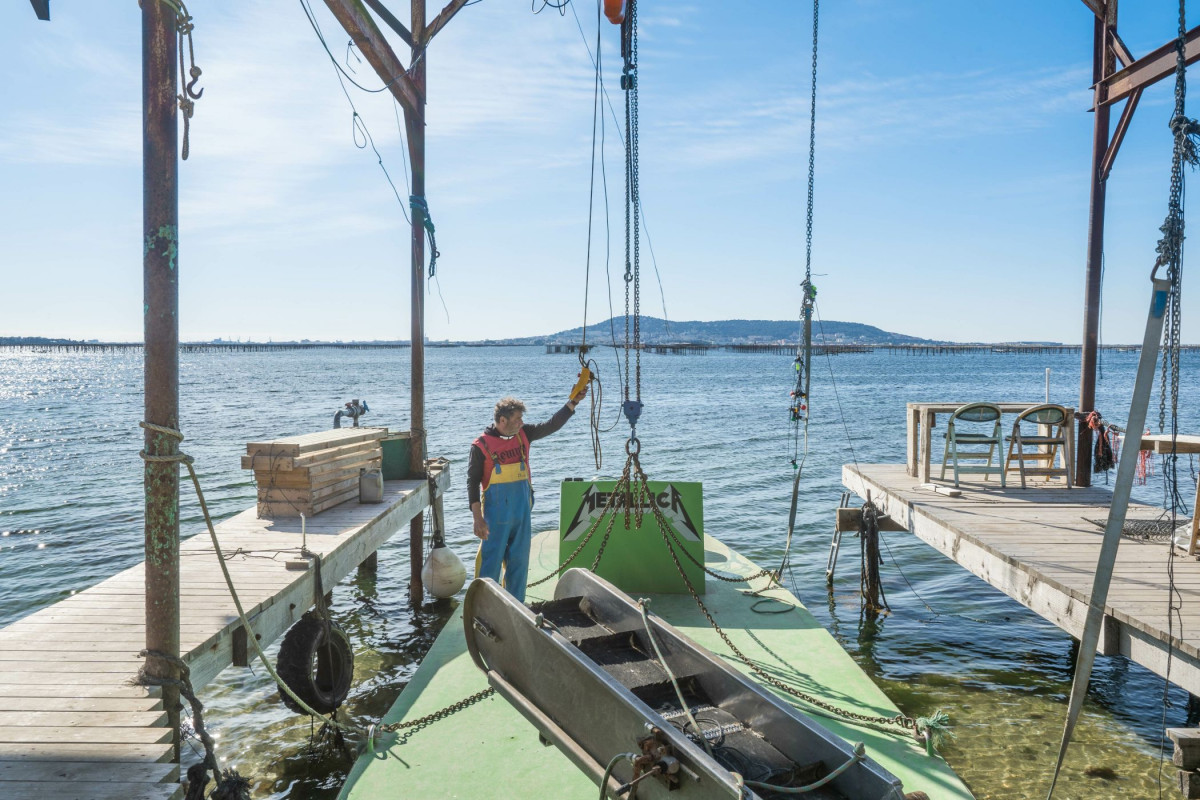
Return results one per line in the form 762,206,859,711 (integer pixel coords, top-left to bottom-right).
474,430,533,602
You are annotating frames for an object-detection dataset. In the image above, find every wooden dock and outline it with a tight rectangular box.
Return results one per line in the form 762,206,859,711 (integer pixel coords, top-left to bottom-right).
0,468,448,800
843,463,1200,697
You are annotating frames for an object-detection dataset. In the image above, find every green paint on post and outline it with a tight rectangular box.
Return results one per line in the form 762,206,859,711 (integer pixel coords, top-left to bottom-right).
144,225,179,271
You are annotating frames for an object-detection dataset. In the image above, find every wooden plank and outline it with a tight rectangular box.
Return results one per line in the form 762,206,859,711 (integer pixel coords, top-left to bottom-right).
0,711,167,728
0,743,172,762
0,686,159,700
0,727,171,745
0,781,182,799
245,427,386,458
0,697,162,713
257,475,360,503
0,760,178,783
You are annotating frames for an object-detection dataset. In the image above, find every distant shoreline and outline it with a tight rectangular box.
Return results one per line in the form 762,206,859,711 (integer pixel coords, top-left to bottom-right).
4,339,1195,353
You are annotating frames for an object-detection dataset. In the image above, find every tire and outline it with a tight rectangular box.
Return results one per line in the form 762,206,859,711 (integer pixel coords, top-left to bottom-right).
276,610,354,715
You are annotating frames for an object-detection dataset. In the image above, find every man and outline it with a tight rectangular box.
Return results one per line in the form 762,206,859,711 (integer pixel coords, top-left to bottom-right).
468,388,587,603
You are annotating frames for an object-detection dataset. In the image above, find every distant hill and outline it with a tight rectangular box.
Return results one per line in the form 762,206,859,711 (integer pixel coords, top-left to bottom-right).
499,317,931,346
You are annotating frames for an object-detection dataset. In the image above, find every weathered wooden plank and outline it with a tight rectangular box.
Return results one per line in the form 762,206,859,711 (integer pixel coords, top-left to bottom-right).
0,727,171,745
0,711,167,728
0,686,158,700
0,742,172,762
0,697,161,713
0,780,181,799
245,426,386,457
0,759,178,783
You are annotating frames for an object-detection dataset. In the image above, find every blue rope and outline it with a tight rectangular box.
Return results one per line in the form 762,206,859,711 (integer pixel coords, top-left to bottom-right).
409,195,440,277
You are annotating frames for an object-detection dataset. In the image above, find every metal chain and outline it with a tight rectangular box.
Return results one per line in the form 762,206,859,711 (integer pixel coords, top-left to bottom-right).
527,477,627,589
377,687,496,741
804,0,819,290
630,0,641,401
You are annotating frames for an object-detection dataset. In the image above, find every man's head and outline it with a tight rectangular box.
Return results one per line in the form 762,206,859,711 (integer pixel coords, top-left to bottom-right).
493,397,526,437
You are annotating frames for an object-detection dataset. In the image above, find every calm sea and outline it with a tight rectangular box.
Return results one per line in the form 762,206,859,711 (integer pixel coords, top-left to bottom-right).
1,344,1196,799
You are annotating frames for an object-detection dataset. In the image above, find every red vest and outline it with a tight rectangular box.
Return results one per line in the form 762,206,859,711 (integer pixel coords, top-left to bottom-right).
474,428,531,492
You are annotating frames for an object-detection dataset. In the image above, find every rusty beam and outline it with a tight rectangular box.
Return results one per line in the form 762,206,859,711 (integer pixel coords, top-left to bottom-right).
142,0,181,759
424,0,470,45
408,0,428,606
1080,0,1104,22
1095,23,1200,108
1111,29,1134,68
1078,5,1117,487
363,0,413,48
323,0,423,118
1099,88,1140,182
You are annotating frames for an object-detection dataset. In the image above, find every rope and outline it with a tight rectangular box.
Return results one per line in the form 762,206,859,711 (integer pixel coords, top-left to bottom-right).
145,0,203,160
858,500,890,617
409,195,441,278
637,599,714,757
133,647,250,799
139,422,364,738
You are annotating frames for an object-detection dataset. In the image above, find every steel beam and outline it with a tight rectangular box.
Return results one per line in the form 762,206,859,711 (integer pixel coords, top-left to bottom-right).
1094,23,1200,109
29,0,49,20
323,0,424,118
142,0,181,759
424,0,470,45
407,0,428,605
363,0,414,48
1077,5,1116,487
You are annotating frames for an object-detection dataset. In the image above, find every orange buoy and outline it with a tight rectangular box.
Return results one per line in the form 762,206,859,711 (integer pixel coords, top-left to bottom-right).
604,0,625,24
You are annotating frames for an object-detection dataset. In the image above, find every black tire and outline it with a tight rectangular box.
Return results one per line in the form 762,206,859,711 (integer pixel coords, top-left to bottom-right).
276,611,354,715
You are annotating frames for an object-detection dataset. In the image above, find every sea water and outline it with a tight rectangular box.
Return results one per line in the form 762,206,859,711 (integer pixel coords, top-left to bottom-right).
1,345,1196,800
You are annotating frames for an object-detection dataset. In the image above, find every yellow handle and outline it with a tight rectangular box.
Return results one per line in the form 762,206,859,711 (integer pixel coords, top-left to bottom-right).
570,366,592,400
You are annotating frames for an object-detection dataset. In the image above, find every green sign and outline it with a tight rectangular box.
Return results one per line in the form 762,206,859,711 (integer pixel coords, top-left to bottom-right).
558,480,705,594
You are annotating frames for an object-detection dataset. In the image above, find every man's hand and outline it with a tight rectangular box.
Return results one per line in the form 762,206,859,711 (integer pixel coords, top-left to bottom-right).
570,383,589,407
471,502,489,540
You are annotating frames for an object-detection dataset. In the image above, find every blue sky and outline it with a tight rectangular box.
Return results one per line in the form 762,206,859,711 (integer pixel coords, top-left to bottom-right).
0,1,1196,343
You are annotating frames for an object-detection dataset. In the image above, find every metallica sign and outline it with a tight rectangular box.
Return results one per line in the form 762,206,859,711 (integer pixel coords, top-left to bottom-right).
558,480,705,595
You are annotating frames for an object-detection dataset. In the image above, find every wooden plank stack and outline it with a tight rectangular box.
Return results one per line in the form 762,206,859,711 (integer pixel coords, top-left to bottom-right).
243,428,386,518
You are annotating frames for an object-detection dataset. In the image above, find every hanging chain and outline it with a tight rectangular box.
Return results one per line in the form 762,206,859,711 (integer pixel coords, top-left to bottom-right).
630,0,641,404
804,0,819,292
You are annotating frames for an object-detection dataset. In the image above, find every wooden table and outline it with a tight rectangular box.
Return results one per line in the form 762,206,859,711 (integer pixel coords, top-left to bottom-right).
907,402,1075,484
1141,433,1200,554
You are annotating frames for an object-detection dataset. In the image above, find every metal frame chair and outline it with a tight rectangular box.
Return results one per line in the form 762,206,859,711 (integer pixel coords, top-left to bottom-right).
940,403,1005,488
1004,404,1072,489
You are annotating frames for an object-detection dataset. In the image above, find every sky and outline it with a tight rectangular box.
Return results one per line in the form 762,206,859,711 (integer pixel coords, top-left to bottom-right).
0,0,1197,344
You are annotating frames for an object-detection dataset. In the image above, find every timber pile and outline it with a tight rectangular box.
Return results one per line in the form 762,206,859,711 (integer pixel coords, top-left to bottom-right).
244,428,386,518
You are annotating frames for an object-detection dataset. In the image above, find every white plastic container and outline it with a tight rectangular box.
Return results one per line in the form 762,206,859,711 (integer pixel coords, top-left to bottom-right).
359,469,384,503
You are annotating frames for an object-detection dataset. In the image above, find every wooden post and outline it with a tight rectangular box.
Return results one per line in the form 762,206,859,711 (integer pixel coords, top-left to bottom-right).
142,0,181,760
407,0,428,606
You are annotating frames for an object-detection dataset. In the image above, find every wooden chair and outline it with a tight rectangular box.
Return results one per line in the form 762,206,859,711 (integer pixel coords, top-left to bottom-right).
940,403,1006,488
1005,404,1072,489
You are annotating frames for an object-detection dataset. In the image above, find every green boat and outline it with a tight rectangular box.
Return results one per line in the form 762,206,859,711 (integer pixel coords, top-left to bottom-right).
338,529,974,799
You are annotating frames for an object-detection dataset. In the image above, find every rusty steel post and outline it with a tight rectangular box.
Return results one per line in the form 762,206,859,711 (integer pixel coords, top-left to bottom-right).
1078,5,1116,487
407,0,428,605
142,0,181,757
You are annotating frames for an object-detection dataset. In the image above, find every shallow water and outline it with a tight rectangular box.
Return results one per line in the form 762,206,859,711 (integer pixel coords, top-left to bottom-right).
0,344,1196,799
